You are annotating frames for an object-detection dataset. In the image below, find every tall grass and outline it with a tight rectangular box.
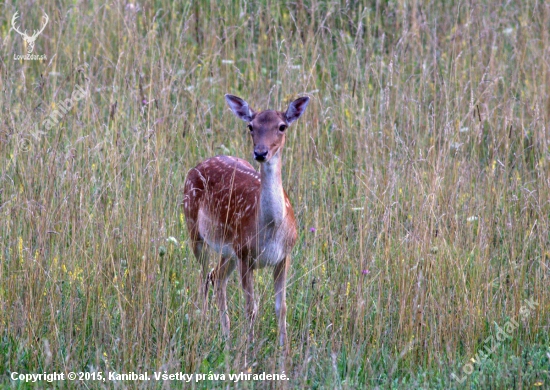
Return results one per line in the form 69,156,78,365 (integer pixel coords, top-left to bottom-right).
1,0,549,388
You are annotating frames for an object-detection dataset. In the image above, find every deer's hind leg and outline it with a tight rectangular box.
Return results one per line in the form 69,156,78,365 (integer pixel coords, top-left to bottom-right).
239,259,257,344
211,256,236,338
190,236,212,312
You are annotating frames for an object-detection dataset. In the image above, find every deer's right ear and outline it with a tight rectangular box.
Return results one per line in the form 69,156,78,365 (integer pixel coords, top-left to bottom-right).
285,96,310,124
225,94,255,122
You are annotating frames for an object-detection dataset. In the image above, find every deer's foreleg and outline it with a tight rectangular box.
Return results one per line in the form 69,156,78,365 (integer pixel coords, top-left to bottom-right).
274,256,289,353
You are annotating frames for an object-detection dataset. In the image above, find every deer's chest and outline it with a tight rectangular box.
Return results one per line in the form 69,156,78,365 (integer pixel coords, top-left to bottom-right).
254,224,289,268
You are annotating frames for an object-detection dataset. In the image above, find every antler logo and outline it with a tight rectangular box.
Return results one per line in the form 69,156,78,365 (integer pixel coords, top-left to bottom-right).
11,11,49,54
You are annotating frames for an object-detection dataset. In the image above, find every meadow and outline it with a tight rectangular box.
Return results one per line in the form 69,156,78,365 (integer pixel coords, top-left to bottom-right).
1,0,549,388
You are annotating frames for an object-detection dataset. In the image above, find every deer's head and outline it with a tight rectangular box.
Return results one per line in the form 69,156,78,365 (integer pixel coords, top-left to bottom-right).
225,94,309,163
12,11,49,54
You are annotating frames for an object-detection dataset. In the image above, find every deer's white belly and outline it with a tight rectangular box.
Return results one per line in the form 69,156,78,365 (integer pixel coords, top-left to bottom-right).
197,209,288,268
197,209,237,259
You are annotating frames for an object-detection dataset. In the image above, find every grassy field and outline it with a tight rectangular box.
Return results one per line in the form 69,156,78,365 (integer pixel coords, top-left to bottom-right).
1,0,549,388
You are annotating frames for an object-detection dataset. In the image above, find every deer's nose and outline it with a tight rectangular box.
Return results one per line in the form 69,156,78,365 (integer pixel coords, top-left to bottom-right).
254,146,268,162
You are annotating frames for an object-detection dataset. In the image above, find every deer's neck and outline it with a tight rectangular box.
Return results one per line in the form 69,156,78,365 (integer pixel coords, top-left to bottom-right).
259,150,286,228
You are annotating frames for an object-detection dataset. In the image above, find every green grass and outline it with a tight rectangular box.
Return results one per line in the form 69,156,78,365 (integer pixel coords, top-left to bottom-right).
1,0,549,388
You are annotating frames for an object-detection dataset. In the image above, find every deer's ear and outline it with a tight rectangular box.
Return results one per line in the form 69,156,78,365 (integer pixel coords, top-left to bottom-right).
225,94,255,122
285,97,310,124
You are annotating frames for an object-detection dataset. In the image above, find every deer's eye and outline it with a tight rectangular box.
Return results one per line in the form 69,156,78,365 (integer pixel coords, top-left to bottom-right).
247,124,253,132
279,124,287,132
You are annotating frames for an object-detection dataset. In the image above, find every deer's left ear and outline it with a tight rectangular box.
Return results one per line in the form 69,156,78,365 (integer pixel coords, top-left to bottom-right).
225,94,256,122
285,97,310,124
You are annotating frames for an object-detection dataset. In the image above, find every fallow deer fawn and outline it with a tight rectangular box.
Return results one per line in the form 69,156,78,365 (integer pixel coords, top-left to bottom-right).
183,94,309,350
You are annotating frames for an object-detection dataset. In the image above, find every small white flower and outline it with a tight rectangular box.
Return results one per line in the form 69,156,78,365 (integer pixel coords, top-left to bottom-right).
218,144,230,154
166,236,179,245
450,142,462,152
